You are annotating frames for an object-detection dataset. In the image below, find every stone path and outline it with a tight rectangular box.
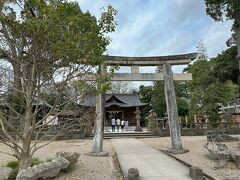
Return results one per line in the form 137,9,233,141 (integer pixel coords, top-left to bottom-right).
112,138,192,180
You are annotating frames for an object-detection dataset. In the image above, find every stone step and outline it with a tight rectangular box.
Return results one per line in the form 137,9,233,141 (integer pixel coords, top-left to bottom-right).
103,134,154,137
90,132,158,139
104,132,151,134
102,136,158,139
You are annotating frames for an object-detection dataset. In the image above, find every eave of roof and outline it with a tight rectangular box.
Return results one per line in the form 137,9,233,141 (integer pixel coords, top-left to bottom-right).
79,94,147,107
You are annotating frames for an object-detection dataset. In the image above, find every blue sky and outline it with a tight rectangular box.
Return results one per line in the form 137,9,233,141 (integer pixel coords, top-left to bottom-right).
77,0,232,57
78,0,233,87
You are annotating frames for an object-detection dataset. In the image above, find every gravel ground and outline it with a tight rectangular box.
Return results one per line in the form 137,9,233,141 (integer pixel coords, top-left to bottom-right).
1,136,240,180
140,136,240,180
0,139,113,180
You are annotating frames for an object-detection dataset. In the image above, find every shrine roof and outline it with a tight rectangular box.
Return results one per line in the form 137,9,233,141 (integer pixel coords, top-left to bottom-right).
79,94,147,108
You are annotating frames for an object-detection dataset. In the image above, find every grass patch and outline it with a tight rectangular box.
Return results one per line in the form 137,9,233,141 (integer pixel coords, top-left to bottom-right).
6,160,19,169
6,158,42,170
31,157,42,166
5,158,43,180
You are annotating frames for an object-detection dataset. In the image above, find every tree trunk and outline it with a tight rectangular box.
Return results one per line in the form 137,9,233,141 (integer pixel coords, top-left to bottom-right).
18,151,31,172
92,94,104,153
12,62,22,91
163,63,183,150
18,63,34,172
102,93,106,134
18,105,33,172
8,62,22,124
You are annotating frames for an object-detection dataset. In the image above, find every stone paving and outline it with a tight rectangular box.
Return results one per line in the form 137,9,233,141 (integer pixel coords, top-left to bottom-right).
112,138,192,180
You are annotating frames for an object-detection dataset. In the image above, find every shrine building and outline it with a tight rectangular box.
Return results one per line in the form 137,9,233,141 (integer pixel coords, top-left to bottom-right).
79,94,147,126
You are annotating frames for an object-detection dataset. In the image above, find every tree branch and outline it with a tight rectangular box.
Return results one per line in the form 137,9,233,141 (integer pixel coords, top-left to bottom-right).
0,113,24,140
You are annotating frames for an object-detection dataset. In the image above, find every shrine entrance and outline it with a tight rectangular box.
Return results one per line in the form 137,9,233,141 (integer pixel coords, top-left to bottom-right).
92,52,197,153
106,111,122,126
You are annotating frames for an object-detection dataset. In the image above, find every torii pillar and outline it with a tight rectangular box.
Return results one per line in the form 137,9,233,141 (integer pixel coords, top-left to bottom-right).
163,63,188,154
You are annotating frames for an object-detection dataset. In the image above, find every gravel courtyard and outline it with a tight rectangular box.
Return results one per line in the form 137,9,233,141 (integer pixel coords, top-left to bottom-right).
140,136,240,180
0,139,113,180
0,136,240,179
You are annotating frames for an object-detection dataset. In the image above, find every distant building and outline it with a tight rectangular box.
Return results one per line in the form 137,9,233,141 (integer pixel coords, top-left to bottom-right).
79,94,147,126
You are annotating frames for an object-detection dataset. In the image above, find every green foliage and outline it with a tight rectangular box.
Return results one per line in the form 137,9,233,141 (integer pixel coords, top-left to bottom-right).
174,81,189,99
185,46,239,122
152,82,166,117
1,0,117,84
137,81,189,122
204,0,240,85
138,46,239,123
211,46,239,84
0,0,117,171
138,85,153,124
152,81,189,117
176,98,189,117
99,5,118,33
205,0,240,22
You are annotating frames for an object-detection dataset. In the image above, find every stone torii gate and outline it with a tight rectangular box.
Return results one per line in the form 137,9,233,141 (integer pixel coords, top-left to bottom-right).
92,53,197,154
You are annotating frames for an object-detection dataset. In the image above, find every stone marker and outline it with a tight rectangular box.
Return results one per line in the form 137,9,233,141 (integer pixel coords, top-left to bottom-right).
0,167,14,180
16,157,69,180
128,168,139,180
56,151,80,168
189,166,204,180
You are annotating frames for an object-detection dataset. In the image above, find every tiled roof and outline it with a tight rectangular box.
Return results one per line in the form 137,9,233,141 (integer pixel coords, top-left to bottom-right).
79,94,147,107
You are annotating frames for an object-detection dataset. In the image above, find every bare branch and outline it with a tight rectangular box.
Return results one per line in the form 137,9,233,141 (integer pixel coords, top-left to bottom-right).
0,150,16,158
0,113,24,140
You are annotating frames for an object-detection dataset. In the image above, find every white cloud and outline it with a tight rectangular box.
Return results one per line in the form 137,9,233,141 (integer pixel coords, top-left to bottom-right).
75,0,233,88
201,21,232,57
